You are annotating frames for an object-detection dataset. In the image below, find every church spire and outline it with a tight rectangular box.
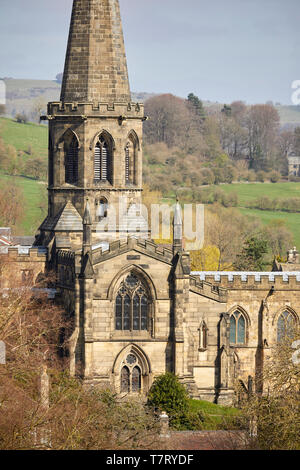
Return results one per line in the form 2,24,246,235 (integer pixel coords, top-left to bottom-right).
61,0,131,103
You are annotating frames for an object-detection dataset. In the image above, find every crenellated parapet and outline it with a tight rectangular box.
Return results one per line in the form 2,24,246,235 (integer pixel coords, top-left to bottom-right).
90,237,174,266
0,246,47,260
191,271,300,290
45,102,145,122
189,275,228,303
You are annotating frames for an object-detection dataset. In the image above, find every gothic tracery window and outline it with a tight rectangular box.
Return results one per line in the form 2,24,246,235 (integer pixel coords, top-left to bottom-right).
94,135,112,183
120,354,142,394
115,274,150,331
230,310,246,345
277,310,296,342
65,135,78,184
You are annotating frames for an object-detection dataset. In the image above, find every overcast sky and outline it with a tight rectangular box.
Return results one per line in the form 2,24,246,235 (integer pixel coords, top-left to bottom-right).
0,0,299,104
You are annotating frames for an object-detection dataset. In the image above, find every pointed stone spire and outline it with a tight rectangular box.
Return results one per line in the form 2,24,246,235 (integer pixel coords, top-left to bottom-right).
83,198,92,252
173,197,183,254
61,0,131,103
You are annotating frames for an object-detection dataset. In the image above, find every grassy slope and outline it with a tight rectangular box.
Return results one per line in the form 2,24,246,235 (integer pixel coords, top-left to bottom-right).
0,118,48,234
217,182,300,248
189,399,240,430
0,117,48,160
0,171,46,235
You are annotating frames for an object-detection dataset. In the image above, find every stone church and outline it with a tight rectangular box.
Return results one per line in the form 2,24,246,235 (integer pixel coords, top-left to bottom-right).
2,0,300,405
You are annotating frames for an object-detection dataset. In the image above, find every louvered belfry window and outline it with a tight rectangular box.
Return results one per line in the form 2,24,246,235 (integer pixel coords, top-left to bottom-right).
125,143,130,183
65,136,78,184
94,136,111,182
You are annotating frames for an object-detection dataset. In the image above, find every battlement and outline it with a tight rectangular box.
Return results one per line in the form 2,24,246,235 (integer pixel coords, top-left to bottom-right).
91,237,174,265
46,102,144,121
191,271,300,289
0,246,47,260
190,275,227,303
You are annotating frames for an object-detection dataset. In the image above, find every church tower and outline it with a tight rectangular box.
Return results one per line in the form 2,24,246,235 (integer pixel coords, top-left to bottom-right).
38,0,146,255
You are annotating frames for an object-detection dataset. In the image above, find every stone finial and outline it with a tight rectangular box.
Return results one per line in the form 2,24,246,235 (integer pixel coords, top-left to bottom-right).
60,0,131,103
83,199,92,252
83,199,92,226
173,198,183,254
287,247,299,264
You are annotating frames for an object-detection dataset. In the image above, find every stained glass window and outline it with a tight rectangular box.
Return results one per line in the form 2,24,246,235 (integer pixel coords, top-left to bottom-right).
277,311,296,342
121,366,130,393
115,295,122,330
115,273,150,332
230,311,246,345
132,367,141,392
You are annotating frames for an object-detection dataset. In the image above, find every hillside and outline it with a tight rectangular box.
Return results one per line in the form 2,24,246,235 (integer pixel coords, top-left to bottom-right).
0,116,48,160
2,79,156,119
1,117,300,245
2,79,300,128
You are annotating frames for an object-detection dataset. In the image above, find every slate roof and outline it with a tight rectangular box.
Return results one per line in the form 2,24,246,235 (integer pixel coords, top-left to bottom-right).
40,201,83,232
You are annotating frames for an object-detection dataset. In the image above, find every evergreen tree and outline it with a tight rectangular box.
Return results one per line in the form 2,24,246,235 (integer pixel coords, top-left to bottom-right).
234,236,268,271
187,93,206,120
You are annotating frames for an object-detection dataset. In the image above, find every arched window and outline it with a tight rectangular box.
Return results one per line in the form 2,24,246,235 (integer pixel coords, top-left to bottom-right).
277,310,296,342
120,354,142,394
230,310,246,345
121,366,130,393
65,135,78,184
115,274,150,331
95,197,108,221
94,135,112,183
125,133,137,185
198,320,208,351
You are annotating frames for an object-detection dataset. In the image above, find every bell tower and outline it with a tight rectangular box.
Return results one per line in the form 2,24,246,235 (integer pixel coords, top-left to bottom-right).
38,0,146,252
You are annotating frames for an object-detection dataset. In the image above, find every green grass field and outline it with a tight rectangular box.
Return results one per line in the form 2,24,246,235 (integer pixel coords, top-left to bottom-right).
216,183,300,248
0,171,47,235
219,182,300,204
0,117,48,160
188,399,240,430
0,118,48,234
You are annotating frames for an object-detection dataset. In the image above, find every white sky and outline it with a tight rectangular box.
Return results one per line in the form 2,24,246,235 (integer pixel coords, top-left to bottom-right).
0,0,299,104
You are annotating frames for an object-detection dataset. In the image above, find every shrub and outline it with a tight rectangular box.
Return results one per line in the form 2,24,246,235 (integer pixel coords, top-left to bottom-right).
222,192,238,208
15,113,28,124
147,373,189,429
270,171,280,183
256,171,266,183
199,168,215,185
247,170,256,182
